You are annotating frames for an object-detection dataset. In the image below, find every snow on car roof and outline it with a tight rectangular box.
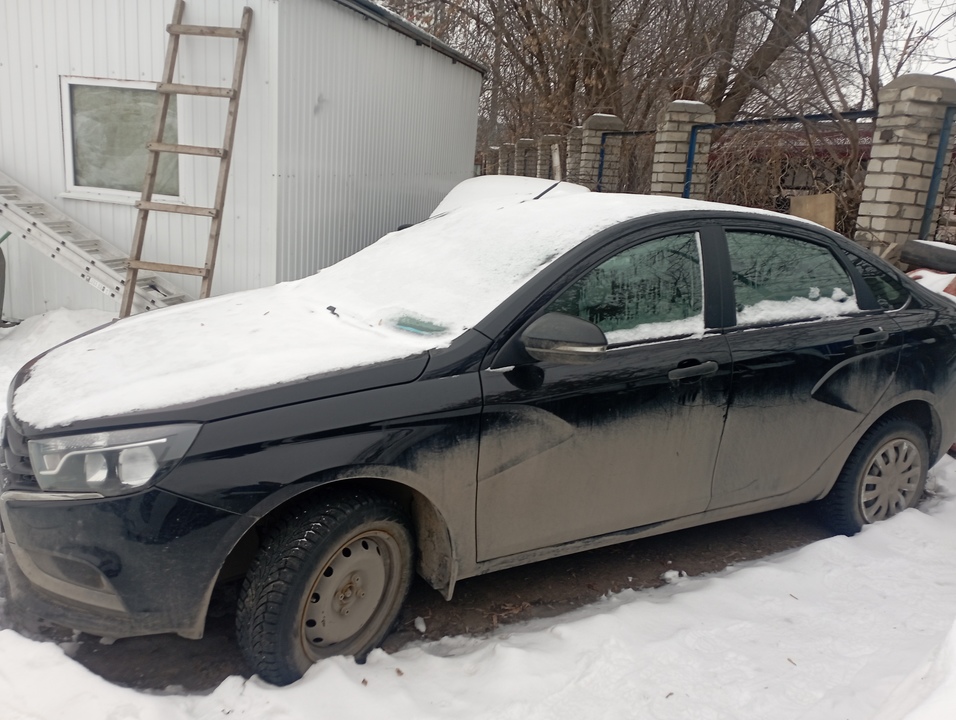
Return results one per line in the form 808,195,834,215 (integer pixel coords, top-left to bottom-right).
429,176,590,216
13,193,780,429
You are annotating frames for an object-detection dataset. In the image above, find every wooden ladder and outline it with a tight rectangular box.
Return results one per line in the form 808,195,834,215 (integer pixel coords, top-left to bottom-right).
119,0,253,318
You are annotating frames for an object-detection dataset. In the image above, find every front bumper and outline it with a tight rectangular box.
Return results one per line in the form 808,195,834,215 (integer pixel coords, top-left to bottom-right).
0,485,249,639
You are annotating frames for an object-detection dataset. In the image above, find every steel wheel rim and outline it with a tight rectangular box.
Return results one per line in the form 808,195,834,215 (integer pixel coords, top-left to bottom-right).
300,530,400,659
859,437,922,523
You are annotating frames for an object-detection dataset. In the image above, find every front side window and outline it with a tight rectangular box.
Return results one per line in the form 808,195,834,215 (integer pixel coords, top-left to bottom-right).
63,79,179,197
726,231,858,326
549,233,704,343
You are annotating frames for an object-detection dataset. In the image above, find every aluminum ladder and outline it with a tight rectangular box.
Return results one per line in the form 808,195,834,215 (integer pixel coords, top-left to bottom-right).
119,0,253,318
0,170,190,314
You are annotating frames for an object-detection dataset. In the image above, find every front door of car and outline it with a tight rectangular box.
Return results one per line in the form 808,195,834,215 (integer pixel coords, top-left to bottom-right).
708,229,903,510
475,231,732,562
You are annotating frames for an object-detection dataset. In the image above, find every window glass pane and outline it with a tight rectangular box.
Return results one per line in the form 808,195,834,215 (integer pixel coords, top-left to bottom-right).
726,231,857,325
70,85,178,195
843,251,909,310
549,233,704,343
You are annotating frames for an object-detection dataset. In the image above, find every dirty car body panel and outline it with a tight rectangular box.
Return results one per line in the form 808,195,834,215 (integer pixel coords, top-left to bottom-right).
3,198,956,646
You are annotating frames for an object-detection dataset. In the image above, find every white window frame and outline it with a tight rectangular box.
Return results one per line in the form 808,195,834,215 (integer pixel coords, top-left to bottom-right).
60,76,183,206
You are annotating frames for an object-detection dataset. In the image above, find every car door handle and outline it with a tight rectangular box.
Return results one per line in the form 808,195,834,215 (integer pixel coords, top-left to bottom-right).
668,360,719,381
853,329,889,346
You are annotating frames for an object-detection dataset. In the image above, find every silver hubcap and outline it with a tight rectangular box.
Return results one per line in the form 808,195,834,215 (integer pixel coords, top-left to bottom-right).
860,438,921,522
300,533,391,655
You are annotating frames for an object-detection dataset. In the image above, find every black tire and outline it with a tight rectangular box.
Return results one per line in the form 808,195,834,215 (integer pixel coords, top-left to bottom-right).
235,490,414,685
820,417,928,536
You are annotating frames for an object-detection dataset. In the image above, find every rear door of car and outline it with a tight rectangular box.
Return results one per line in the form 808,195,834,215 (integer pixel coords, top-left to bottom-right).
476,222,733,561
708,224,904,510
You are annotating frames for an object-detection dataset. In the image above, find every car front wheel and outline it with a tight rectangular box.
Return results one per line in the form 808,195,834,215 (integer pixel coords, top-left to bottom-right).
236,490,414,685
821,417,928,535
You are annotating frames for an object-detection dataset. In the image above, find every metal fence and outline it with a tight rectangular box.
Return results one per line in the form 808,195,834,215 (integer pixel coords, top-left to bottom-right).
927,106,956,243
596,131,656,193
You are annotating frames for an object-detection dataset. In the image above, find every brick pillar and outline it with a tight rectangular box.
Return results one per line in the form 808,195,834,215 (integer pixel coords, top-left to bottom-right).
855,74,956,256
514,138,537,177
578,113,625,191
650,100,715,199
497,143,515,175
566,127,583,183
485,147,500,176
537,134,562,179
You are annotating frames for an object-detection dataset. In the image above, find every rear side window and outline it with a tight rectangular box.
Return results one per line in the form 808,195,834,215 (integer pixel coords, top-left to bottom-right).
726,231,858,326
843,252,909,310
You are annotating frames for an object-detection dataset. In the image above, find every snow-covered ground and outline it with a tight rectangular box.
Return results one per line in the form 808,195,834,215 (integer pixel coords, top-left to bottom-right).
2,309,956,719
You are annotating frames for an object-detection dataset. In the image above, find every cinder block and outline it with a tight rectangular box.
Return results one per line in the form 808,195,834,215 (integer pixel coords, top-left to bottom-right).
883,159,924,175
894,128,932,143
870,144,903,159
869,175,902,189
858,200,897,216
877,88,902,104
900,86,944,103
910,146,937,163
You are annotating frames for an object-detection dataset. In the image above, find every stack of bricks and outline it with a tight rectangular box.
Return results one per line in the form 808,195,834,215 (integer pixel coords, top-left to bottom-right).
537,134,562,179
650,100,715,199
484,147,500,176
578,113,625,190
496,143,515,175
565,127,583,184
855,74,956,256
514,138,538,177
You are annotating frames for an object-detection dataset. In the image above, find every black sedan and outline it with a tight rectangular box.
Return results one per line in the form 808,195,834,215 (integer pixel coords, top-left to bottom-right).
3,187,956,686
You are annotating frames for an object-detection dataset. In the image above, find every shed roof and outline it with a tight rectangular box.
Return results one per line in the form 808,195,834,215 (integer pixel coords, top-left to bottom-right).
332,0,485,75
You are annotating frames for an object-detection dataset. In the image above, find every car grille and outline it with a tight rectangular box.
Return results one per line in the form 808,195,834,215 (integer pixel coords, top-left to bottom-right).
1,417,38,491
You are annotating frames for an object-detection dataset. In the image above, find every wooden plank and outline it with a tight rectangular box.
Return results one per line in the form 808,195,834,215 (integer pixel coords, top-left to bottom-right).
136,200,218,217
147,141,226,158
128,260,208,277
790,194,836,230
157,82,235,98
167,23,244,38
900,239,956,273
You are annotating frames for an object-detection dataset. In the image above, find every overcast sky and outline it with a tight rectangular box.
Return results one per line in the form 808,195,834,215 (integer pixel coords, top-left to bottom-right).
911,1,956,79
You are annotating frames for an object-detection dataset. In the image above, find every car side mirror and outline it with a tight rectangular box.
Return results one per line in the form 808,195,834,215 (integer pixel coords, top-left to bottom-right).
520,312,607,365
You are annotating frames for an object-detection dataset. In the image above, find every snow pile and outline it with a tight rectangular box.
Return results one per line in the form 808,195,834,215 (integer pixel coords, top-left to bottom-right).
878,617,956,720
908,268,956,299
0,309,114,429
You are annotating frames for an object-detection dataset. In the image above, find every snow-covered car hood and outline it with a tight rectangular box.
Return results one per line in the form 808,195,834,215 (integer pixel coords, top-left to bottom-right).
12,192,783,430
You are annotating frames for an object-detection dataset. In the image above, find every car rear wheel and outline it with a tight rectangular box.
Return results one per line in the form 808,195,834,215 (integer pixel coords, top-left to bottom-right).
235,490,414,685
821,417,928,535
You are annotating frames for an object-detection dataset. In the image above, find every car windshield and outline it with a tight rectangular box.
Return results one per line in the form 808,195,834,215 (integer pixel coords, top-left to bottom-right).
307,193,737,340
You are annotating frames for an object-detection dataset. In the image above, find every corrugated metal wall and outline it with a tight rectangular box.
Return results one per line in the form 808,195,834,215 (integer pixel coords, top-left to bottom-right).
0,0,278,319
0,0,480,319
275,0,482,281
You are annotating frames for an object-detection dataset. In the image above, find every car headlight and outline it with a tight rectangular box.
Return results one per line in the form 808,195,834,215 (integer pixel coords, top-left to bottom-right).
27,424,201,496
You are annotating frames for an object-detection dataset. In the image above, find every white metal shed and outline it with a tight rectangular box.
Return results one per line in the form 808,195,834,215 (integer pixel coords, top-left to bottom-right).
0,0,482,320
